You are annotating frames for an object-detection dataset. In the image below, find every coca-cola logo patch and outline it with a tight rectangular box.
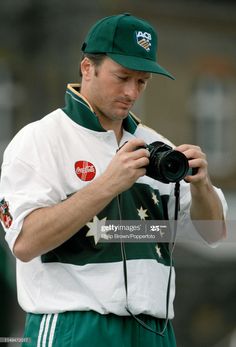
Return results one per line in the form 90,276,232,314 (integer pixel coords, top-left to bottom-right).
0,198,13,229
75,161,96,181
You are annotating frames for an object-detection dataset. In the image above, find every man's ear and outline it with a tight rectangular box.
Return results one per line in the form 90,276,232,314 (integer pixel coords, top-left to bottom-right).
80,57,94,80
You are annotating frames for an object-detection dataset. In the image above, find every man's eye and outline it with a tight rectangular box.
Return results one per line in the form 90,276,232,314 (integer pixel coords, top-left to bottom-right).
139,79,146,85
117,75,128,81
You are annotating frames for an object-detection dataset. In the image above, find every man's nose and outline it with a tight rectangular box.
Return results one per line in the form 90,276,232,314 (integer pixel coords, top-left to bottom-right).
123,80,140,100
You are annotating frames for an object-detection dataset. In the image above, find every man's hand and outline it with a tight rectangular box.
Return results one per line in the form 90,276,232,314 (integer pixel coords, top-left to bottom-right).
175,144,208,185
102,138,150,194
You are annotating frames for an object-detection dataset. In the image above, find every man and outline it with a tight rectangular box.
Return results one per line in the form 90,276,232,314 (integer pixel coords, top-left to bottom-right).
0,13,227,347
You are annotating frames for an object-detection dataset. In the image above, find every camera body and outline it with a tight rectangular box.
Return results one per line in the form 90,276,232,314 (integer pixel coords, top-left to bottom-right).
144,141,196,183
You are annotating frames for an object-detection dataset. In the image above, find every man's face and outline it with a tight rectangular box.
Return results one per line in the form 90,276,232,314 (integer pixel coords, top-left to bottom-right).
81,57,151,123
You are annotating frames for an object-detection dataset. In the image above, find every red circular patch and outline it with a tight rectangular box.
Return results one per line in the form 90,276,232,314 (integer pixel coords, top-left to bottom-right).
75,161,96,181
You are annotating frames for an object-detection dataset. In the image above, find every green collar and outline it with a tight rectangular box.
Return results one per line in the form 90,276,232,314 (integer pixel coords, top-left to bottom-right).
61,84,140,134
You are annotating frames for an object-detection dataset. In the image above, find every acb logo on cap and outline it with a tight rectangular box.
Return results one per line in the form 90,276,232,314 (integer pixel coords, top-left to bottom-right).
135,31,152,52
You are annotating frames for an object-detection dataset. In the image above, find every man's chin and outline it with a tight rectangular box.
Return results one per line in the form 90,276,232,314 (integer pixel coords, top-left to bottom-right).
114,108,130,120
114,113,129,121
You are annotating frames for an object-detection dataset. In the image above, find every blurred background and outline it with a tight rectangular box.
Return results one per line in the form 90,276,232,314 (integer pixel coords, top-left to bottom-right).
0,0,236,346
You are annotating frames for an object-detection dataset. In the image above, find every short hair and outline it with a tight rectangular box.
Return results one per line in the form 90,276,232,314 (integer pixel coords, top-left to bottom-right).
79,53,107,77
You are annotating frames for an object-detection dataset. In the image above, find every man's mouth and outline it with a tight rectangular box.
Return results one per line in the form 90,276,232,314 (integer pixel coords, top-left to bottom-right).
116,99,134,108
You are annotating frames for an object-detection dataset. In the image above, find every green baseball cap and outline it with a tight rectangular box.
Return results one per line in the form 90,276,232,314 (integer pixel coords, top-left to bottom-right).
81,13,174,79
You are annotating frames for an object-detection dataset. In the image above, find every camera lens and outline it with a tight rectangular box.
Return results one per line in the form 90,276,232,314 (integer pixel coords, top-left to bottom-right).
165,158,180,174
159,151,189,183
145,141,190,183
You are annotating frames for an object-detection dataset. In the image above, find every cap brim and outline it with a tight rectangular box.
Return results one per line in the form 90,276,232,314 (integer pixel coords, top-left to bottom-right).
107,53,175,80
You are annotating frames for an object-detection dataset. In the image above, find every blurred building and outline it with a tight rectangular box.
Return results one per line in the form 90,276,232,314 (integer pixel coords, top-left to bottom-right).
0,0,236,346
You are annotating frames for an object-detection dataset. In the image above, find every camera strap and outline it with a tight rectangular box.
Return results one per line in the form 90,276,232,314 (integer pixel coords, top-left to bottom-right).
118,181,180,337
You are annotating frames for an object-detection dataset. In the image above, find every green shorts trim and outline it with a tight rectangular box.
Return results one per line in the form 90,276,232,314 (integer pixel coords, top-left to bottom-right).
22,311,176,347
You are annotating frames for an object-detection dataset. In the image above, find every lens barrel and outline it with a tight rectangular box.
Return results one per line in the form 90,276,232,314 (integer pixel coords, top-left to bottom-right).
145,141,189,183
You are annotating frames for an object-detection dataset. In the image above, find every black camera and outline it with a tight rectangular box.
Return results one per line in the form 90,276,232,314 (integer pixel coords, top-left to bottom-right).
144,141,196,183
